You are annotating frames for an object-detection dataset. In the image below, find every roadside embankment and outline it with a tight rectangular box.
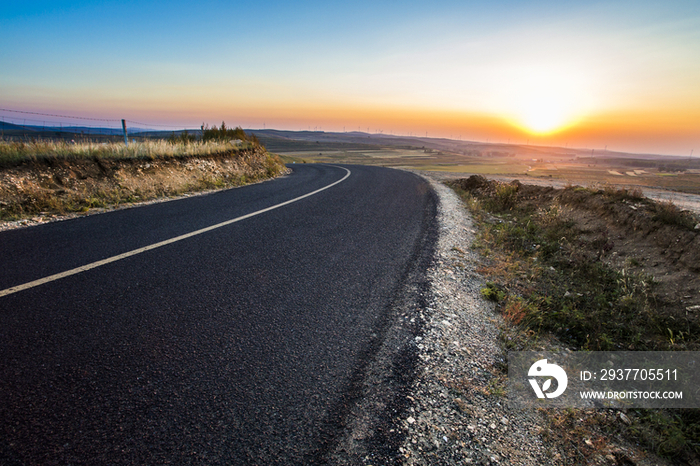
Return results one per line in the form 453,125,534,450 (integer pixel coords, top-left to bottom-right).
399,171,682,465
0,142,287,229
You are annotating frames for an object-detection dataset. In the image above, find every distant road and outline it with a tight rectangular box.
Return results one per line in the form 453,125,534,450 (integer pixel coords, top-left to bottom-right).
0,164,438,465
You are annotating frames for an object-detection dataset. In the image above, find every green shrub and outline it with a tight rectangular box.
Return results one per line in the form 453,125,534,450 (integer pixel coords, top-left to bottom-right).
486,182,518,212
202,122,249,143
481,282,506,302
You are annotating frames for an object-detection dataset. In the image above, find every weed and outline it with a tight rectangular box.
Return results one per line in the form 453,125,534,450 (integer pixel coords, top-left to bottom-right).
629,409,700,459
481,282,505,302
168,130,196,145
487,377,507,397
653,200,696,230
602,185,645,201
626,257,641,267
487,182,519,212
502,297,528,325
451,177,693,352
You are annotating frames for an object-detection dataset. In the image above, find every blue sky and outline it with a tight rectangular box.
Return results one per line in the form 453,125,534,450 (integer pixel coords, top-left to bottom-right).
2,0,700,154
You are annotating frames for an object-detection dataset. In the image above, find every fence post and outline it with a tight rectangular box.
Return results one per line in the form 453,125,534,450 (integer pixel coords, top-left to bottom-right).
122,119,128,146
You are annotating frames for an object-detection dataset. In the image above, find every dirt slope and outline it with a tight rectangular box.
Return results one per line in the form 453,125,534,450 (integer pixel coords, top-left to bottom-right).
453,175,700,329
0,149,285,228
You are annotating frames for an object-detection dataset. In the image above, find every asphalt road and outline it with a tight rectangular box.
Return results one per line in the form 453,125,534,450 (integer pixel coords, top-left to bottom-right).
0,164,438,465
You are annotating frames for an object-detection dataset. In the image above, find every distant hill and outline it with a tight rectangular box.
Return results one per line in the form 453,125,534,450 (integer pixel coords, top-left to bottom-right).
0,121,37,131
0,122,124,135
247,129,695,162
2,123,694,163
0,122,146,138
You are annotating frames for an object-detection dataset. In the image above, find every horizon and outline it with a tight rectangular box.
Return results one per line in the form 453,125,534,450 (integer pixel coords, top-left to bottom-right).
4,116,695,160
2,0,699,157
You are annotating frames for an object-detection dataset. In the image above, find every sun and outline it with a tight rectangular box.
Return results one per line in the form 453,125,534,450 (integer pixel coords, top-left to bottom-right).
517,93,572,135
503,67,592,136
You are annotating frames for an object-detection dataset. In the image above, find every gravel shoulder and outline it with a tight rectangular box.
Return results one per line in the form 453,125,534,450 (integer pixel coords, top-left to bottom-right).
398,171,552,465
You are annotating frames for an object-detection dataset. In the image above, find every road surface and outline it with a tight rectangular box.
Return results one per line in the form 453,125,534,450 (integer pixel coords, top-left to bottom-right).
0,164,438,465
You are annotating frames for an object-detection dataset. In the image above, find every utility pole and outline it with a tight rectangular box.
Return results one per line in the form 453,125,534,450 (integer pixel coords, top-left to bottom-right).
121,119,128,146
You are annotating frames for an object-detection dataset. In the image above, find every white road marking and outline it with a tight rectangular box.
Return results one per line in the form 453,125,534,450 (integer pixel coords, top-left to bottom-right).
0,166,351,298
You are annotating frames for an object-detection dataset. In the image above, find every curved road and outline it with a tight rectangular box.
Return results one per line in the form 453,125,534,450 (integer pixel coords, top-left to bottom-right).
0,164,438,465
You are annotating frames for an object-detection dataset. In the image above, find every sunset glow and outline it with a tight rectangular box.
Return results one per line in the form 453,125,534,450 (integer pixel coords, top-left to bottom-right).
509,84,586,136
1,0,699,155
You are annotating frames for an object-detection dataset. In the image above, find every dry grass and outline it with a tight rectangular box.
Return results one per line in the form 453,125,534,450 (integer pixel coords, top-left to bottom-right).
0,139,254,167
0,140,287,222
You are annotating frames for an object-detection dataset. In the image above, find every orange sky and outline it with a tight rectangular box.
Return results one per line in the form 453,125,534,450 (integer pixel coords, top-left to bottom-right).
2,0,699,156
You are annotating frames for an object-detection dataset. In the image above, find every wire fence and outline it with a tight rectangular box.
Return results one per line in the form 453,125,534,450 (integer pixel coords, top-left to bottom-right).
0,108,203,143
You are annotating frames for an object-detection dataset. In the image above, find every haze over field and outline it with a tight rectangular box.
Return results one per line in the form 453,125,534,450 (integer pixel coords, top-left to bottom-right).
2,0,699,156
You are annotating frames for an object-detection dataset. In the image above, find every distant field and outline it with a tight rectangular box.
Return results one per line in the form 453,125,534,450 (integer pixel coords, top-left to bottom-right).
527,167,700,194
277,149,437,166
416,163,530,175
276,144,700,195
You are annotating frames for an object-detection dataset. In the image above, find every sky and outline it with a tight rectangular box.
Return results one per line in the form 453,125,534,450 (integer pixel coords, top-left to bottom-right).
2,0,699,155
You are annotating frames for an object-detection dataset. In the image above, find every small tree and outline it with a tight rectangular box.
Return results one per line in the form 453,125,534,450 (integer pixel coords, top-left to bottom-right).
202,122,250,143
232,126,247,141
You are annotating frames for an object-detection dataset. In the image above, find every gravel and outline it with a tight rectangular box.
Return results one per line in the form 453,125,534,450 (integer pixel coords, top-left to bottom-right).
398,171,553,465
